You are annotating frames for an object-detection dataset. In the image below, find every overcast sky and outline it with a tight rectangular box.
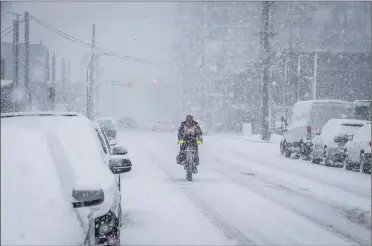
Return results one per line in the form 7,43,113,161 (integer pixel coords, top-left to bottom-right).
2,1,175,83
1,1,177,121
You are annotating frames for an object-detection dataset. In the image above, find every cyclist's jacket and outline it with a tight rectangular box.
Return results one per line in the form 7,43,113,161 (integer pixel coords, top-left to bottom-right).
178,120,203,143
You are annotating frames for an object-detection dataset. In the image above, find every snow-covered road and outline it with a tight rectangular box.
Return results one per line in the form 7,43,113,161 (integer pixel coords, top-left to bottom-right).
118,131,371,246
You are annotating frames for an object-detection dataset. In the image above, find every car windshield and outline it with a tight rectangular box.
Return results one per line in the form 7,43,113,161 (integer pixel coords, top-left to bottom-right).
99,120,115,130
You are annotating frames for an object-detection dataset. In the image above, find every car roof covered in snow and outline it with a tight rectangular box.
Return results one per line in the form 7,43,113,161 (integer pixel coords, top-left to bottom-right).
325,118,369,126
1,111,81,118
292,100,354,113
1,113,86,244
2,113,115,215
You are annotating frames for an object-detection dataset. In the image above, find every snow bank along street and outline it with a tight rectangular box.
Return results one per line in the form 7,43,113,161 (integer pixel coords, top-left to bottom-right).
118,131,371,246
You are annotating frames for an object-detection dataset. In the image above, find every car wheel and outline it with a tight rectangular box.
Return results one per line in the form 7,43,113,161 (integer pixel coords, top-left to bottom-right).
284,149,291,158
280,141,284,155
343,150,352,170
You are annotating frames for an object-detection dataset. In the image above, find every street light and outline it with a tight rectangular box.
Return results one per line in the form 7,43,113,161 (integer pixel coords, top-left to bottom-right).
85,52,113,119
87,80,132,118
296,54,308,102
85,52,113,84
284,59,294,120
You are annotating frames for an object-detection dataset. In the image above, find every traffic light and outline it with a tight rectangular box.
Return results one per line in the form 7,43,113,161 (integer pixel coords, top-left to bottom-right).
153,79,158,86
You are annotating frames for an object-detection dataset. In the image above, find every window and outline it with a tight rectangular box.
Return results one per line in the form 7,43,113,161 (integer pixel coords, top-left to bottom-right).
101,130,112,154
95,129,108,155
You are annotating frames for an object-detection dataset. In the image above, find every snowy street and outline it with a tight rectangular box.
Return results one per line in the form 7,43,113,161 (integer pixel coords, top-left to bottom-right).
118,131,371,246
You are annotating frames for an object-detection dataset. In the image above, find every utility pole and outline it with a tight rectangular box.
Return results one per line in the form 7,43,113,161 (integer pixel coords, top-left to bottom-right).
260,1,275,141
12,14,20,112
24,11,31,111
61,58,66,105
297,55,301,102
311,52,318,100
50,53,56,110
1,59,5,79
95,57,100,117
67,62,71,85
45,49,50,110
86,24,96,119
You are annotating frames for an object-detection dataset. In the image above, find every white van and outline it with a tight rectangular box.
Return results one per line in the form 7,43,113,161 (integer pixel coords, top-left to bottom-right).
280,100,354,159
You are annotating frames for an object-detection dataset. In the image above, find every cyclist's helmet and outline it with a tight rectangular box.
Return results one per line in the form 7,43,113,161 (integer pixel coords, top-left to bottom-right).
186,115,193,123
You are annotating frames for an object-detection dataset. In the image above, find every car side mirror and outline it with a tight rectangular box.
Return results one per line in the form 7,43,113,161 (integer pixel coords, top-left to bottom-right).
111,145,128,155
109,157,132,174
108,137,118,146
71,186,104,208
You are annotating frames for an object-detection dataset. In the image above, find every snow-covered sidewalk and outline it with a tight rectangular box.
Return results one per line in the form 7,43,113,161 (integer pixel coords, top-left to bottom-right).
215,133,282,143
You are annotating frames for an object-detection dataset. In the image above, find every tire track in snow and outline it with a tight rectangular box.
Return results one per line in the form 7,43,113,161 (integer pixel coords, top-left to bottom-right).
141,137,257,246
214,156,372,231
204,158,369,246
226,145,369,199
162,168,257,246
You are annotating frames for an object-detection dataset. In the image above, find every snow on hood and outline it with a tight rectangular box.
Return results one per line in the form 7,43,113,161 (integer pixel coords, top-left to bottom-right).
320,119,370,141
1,117,84,245
47,115,116,217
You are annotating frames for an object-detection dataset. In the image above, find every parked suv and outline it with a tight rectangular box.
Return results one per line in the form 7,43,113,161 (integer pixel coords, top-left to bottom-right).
96,117,118,139
343,122,371,173
310,119,368,166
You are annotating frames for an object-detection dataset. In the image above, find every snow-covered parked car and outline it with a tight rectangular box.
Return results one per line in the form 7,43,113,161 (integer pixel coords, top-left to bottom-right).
310,118,369,166
281,100,354,159
95,117,118,139
343,122,371,173
1,112,97,245
1,111,131,246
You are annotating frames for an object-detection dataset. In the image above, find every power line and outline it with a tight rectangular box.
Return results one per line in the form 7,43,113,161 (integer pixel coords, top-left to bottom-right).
1,19,25,39
1,25,12,34
32,15,166,21
29,15,173,66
